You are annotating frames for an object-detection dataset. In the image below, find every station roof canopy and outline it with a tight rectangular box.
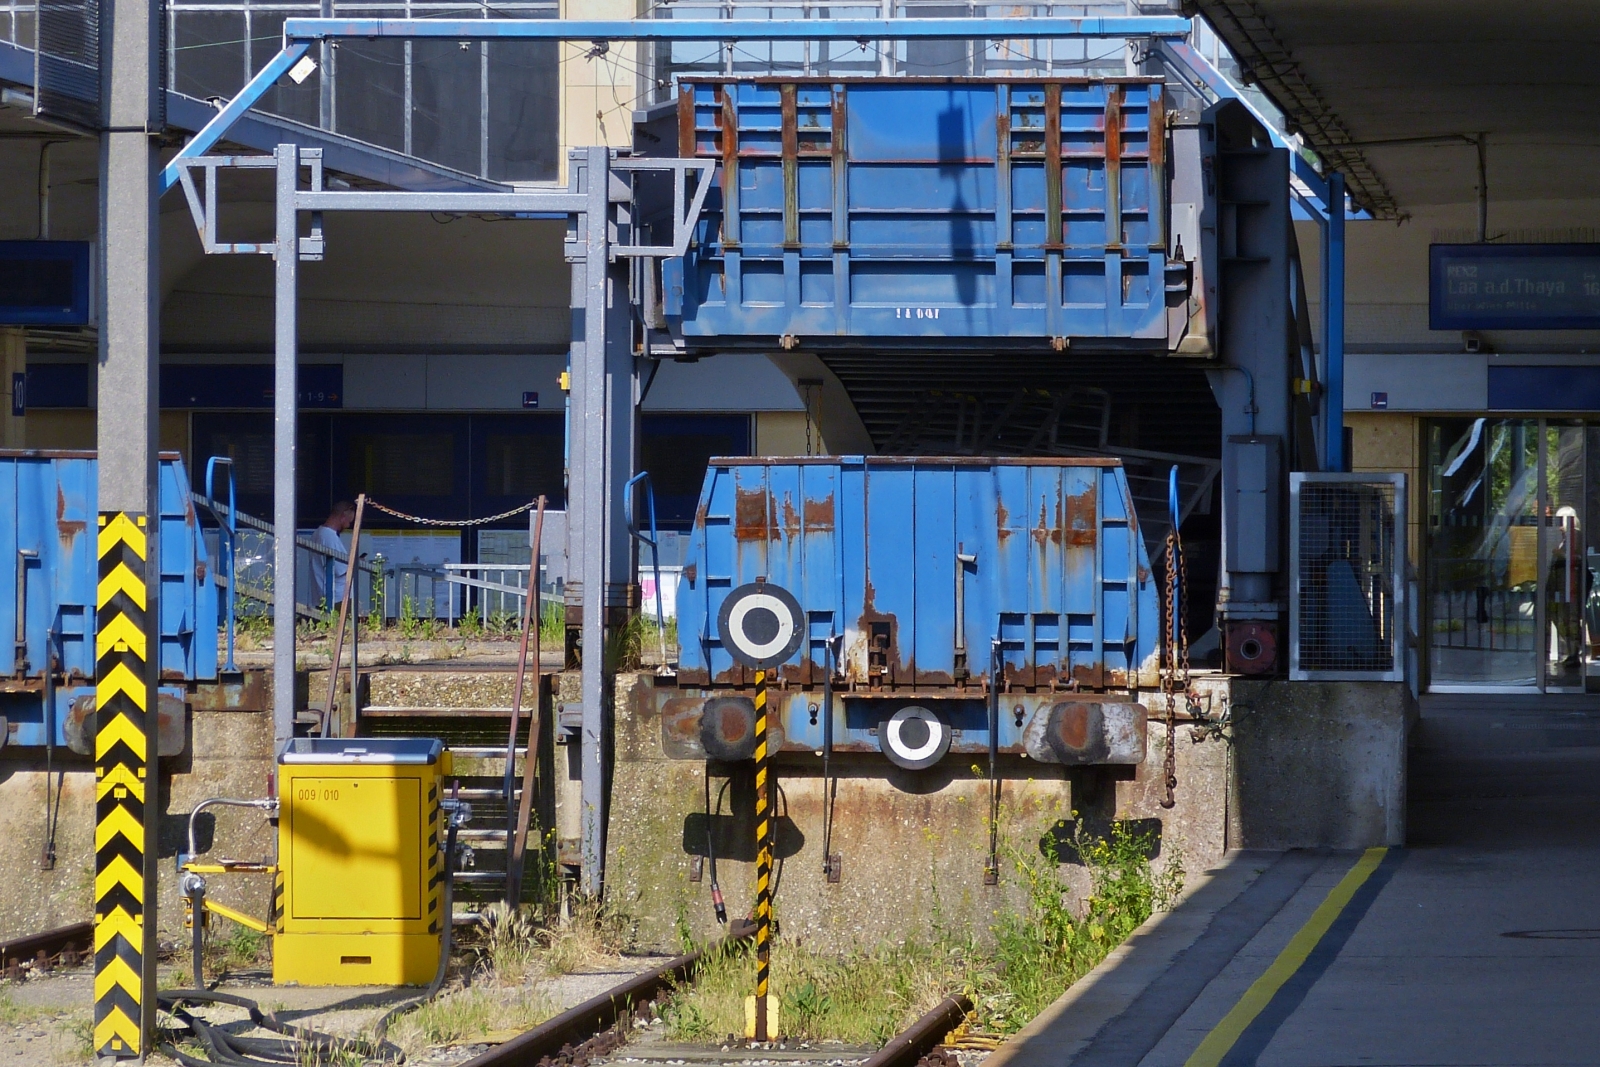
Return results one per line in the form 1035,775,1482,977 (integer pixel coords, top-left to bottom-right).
1194,0,1600,218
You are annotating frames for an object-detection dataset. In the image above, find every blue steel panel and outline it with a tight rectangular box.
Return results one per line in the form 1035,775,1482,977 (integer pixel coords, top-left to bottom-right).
675,458,1157,689
912,465,954,681
0,452,217,750
847,87,998,163
671,77,1170,349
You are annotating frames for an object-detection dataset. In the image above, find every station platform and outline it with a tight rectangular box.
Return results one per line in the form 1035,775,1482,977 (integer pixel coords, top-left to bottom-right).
989,692,1600,1067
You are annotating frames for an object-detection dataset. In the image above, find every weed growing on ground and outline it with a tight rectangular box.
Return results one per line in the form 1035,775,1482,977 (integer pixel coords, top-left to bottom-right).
659,816,1182,1042
386,986,557,1058
538,600,564,648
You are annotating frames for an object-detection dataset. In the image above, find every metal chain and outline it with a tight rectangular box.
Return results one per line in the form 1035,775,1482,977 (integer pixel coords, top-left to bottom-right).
1159,526,1186,810
362,498,538,527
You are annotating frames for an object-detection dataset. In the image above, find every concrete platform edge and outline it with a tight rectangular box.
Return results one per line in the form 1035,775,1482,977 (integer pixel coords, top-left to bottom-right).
982,851,1278,1067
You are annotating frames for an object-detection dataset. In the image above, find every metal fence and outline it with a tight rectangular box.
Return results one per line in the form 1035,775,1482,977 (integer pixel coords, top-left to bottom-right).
1290,472,1406,681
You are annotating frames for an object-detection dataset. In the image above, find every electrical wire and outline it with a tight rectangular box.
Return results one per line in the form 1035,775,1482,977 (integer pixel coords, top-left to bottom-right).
159,820,461,1064
704,772,729,923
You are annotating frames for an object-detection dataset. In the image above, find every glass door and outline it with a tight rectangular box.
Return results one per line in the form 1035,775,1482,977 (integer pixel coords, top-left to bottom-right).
1544,422,1585,690
1426,417,1600,691
1427,418,1541,688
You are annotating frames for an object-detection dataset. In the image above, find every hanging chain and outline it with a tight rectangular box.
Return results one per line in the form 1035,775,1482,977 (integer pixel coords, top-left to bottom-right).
362,498,539,528
1159,524,1188,810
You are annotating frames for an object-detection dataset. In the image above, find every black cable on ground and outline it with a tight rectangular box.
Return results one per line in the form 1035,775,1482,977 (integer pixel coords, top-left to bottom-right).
158,820,460,1065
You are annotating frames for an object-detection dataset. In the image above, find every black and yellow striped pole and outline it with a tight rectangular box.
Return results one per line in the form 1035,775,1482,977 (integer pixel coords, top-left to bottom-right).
715,579,803,1044
752,667,773,1041
93,512,156,1058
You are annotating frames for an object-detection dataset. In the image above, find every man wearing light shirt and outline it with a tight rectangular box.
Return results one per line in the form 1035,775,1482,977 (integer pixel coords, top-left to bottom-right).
310,500,357,607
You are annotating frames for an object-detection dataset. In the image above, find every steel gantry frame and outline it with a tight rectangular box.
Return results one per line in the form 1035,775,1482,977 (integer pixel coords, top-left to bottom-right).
1161,38,1350,473
160,15,1194,902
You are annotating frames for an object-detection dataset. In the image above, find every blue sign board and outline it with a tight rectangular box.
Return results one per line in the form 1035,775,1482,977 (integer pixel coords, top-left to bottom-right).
0,242,91,326
1431,244,1600,330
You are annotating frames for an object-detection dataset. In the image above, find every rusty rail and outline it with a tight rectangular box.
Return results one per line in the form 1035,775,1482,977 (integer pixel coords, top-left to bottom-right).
461,922,756,1067
0,922,93,972
859,994,973,1067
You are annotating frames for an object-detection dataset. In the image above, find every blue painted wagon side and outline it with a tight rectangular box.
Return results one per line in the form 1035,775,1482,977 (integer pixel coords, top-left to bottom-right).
0,450,217,749
677,457,1157,688
663,77,1174,349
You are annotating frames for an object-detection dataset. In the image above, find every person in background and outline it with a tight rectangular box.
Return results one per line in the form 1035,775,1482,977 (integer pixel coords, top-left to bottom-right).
310,500,357,607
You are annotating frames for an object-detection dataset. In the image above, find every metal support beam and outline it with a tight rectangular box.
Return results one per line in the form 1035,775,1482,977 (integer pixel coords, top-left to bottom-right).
1324,170,1346,473
96,0,162,1052
161,17,1189,194
281,15,1189,41
576,146,611,898
273,144,299,746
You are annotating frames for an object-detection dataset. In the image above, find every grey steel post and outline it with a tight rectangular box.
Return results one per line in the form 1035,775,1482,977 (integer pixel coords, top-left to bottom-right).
98,0,163,1050
579,145,610,897
273,144,300,745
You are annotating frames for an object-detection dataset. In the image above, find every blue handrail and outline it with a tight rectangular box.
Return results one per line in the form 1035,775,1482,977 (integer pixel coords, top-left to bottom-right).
625,471,668,664
205,456,238,673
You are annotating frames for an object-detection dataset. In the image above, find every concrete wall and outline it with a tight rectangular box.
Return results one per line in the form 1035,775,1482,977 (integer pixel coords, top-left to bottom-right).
0,697,277,944
600,673,1411,951
1228,679,1414,850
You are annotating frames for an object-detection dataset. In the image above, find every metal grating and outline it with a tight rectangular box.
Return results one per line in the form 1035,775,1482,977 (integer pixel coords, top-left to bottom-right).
1290,472,1406,681
34,0,101,130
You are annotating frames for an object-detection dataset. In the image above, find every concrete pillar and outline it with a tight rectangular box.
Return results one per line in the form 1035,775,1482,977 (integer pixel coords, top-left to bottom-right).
0,328,23,448
97,0,164,1052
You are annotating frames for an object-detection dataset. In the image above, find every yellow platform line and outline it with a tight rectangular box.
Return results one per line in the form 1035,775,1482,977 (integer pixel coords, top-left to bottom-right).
1183,848,1387,1067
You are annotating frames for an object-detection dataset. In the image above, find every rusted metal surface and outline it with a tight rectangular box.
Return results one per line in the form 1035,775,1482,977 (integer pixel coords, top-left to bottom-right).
64,690,187,756
190,669,268,712
0,922,92,972
860,995,972,1067
459,923,755,1067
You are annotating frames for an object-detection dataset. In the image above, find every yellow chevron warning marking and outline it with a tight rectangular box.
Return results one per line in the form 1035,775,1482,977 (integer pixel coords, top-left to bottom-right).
94,706,148,759
97,514,147,561
97,562,148,612
93,953,143,1003
95,612,148,661
95,805,145,853
95,764,145,803
95,906,143,952
95,854,145,904
93,1005,141,1055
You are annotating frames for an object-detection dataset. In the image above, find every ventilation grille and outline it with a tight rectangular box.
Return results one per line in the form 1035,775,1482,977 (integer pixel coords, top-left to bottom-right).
1290,473,1406,681
35,0,102,130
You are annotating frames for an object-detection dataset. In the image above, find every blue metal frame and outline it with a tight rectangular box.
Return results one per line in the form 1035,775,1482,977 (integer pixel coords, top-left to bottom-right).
624,471,667,643
204,456,238,673
1162,38,1351,473
159,16,1189,194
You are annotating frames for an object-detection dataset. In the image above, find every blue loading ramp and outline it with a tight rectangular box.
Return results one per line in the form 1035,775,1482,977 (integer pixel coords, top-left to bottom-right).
663,77,1178,349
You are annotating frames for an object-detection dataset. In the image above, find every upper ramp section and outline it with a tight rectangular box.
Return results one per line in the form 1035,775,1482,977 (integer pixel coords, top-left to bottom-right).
662,77,1178,350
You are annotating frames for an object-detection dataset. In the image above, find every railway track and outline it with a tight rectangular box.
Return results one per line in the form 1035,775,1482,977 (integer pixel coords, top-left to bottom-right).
0,922,93,981
459,925,977,1067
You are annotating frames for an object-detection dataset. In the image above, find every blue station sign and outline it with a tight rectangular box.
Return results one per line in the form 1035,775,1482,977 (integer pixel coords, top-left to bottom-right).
1431,244,1600,330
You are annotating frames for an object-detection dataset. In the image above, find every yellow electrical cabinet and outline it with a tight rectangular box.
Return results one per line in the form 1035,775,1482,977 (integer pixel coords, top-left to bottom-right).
275,737,453,986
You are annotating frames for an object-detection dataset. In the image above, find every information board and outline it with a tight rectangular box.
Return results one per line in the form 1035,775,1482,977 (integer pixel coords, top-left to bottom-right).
1431,244,1600,330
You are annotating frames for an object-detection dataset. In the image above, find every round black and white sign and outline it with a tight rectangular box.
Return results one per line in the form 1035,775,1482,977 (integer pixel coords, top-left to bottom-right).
717,581,805,669
879,705,952,770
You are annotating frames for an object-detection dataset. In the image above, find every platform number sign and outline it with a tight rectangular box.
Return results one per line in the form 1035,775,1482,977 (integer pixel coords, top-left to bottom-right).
717,581,805,669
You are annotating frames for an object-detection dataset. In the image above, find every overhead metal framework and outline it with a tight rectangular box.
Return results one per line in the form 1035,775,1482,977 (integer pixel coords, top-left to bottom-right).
156,13,1202,901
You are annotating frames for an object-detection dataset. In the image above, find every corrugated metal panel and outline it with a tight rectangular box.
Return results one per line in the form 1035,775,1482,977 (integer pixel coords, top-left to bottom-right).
0,451,218,747
676,456,1157,690
664,77,1175,349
